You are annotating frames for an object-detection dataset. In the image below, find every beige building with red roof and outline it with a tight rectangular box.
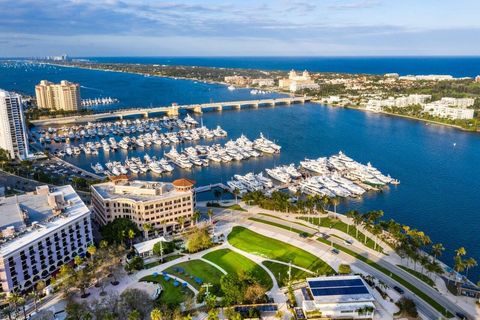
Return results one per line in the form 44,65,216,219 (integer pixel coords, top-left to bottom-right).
90,179,196,237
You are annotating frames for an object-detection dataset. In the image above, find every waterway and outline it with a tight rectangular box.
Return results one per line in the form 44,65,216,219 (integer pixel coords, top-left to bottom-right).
1,59,480,281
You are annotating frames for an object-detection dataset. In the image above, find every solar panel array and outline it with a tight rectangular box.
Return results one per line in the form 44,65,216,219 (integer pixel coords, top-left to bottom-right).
308,278,369,297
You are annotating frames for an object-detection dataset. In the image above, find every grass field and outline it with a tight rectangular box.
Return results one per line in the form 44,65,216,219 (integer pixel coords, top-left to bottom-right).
249,217,312,236
301,216,383,252
228,226,334,275
203,248,273,289
316,237,452,317
144,254,184,269
165,259,225,294
398,265,435,287
262,261,313,287
140,275,193,306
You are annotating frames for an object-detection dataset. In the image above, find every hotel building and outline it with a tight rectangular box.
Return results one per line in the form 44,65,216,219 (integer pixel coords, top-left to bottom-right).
279,70,319,93
0,89,30,160
90,178,196,236
0,185,93,293
302,276,376,319
35,80,81,111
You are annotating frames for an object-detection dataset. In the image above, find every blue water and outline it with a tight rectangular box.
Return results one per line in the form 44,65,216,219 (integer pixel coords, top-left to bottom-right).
1,59,480,282
90,56,480,77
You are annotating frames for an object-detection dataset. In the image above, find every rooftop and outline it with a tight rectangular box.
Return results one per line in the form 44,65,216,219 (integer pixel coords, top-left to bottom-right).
306,276,375,304
0,185,90,256
91,179,192,202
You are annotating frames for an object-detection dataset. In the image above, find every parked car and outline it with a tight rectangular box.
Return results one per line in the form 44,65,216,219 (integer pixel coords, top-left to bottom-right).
455,312,467,320
393,286,405,294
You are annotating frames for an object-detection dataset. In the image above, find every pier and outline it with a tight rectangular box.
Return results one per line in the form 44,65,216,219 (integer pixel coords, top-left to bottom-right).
29,97,312,126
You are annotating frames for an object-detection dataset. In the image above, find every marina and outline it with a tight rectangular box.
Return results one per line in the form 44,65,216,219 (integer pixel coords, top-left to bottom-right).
228,152,398,198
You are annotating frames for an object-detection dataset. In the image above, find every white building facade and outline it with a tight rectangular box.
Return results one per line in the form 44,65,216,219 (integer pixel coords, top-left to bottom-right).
0,89,30,160
0,185,93,293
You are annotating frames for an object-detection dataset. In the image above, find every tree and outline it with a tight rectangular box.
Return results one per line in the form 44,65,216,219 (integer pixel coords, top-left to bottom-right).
207,209,214,225
352,211,363,239
208,309,219,320
431,243,445,262
395,297,418,318
244,283,267,303
127,229,136,249
153,241,175,256
87,245,97,261
455,247,466,258
464,257,477,277
142,223,152,240
150,309,163,320
185,227,212,253
128,310,141,320
220,274,245,305
193,210,201,224
178,216,186,231
330,197,340,214
126,256,144,271
100,218,140,244
233,188,240,204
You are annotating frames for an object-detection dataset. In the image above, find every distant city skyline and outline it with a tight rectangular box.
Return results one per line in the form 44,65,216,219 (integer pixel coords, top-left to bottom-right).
1,0,479,57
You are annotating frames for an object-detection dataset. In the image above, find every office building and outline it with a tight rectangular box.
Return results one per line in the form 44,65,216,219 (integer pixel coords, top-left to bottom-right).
35,80,81,111
0,185,93,293
302,276,376,319
0,89,30,160
91,178,196,236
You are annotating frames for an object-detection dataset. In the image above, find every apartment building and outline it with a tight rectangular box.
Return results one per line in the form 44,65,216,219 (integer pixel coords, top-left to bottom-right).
0,89,30,160
90,178,196,236
35,80,81,111
423,104,475,120
0,185,93,293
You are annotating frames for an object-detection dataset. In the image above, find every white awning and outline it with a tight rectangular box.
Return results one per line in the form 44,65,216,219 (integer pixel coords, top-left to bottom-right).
133,236,168,255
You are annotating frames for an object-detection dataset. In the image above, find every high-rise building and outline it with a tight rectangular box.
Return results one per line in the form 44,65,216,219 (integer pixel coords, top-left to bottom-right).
35,80,81,111
91,178,196,237
0,89,30,160
0,185,93,293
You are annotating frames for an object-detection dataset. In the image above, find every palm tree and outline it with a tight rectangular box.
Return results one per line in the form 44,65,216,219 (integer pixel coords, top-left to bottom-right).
464,257,477,278
151,308,163,320
7,293,20,318
431,243,445,262
143,223,152,240
128,229,135,249
17,296,27,320
178,216,186,231
207,209,213,225
87,244,97,261
345,210,357,236
28,291,39,313
330,197,340,215
233,188,240,204
74,255,83,266
193,210,201,225
321,195,330,212
352,212,363,240
455,247,466,258
372,224,383,251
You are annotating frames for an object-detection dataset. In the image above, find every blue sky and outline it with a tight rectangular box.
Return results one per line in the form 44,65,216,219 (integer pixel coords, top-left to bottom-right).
0,0,479,57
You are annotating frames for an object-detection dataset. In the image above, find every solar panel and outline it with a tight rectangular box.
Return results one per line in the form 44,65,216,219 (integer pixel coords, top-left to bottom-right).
308,279,364,288
311,286,369,297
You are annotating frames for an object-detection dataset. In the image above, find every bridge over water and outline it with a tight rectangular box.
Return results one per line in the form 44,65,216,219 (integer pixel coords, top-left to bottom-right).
30,96,312,126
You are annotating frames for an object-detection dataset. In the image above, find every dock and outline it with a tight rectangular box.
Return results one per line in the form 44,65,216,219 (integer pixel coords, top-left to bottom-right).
29,97,312,126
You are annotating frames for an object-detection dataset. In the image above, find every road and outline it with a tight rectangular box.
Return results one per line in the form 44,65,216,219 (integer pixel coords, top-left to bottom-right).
204,206,470,320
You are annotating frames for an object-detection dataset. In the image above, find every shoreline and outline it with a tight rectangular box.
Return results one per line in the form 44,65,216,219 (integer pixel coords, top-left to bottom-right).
36,61,478,133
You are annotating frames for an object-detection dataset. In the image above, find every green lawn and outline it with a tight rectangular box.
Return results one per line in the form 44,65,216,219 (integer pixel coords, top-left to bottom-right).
140,275,193,307
165,259,225,293
398,265,435,287
301,216,383,252
249,217,312,236
228,226,334,275
316,237,453,317
262,261,313,287
206,203,247,211
144,254,184,269
203,248,273,289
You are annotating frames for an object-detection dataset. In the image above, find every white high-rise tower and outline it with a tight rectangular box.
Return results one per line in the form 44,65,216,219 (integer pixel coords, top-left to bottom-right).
0,89,30,159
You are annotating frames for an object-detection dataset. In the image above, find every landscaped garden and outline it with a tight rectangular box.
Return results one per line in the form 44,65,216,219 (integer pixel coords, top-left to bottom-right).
227,226,335,275
203,248,273,289
262,261,313,287
140,274,194,307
